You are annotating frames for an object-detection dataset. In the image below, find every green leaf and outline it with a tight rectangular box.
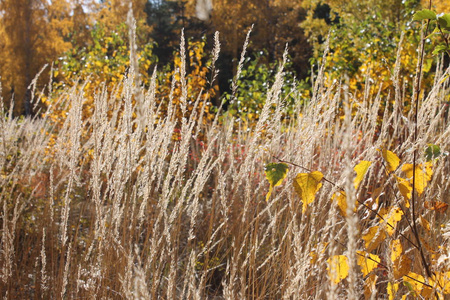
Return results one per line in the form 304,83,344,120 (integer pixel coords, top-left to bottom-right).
425,27,441,39
403,280,415,294
413,9,437,21
425,144,441,161
265,163,289,201
438,13,450,30
433,44,449,55
432,44,448,56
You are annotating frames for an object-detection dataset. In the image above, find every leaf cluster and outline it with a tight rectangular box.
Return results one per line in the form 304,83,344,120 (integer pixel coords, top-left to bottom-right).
265,145,449,298
413,9,450,56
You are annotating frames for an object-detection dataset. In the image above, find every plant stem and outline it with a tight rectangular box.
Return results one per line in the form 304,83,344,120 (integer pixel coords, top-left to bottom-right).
411,19,433,279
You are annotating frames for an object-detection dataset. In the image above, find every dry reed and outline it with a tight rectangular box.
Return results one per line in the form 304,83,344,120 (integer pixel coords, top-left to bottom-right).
0,21,449,300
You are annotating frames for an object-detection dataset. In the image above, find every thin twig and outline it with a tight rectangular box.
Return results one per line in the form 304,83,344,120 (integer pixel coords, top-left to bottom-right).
411,19,433,279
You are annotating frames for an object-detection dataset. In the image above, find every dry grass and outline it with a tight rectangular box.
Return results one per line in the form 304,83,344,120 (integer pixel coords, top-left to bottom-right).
1,29,450,299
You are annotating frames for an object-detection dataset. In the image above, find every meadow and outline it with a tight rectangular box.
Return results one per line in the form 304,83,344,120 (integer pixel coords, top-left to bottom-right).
1,12,450,300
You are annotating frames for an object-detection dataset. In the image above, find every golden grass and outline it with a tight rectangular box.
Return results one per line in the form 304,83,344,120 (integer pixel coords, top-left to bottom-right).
1,30,449,299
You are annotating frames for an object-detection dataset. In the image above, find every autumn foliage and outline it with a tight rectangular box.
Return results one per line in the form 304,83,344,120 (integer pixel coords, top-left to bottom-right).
266,147,449,298
1,1,450,299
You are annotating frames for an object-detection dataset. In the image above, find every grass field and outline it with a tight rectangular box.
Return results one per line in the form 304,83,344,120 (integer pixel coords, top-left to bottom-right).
1,29,450,299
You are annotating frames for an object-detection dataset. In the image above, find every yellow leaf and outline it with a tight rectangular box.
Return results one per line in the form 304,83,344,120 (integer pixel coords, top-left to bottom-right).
264,163,289,202
356,251,380,276
396,176,411,207
401,163,433,195
364,274,378,299
332,191,348,217
388,282,399,300
354,161,372,189
403,272,426,295
421,285,434,299
425,162,433,178
362,226,386,252
380,206,403,236
390,239,402,263
293,171,323,213
401,162,418,178
394,255,411,279
310,251,318,265
327,255,349,284
382,149,400,172
310,242,329,265
419,215,431,231
430,272,450,294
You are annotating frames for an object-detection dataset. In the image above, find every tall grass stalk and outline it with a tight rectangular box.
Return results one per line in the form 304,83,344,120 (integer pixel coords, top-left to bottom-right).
1,23,449,299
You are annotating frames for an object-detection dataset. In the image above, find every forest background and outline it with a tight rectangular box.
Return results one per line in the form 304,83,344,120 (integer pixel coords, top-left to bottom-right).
1,0,447,119
2,0,450,299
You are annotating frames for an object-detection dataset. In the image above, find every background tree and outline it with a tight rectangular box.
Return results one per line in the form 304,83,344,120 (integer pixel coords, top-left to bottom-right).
0,0,90,116
207,0,311,104
0,0,47,115
1,0,314,116
145,0,204,67
299,0,439,118
71,0,95,49
422,0,448,12
94,0,151,44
